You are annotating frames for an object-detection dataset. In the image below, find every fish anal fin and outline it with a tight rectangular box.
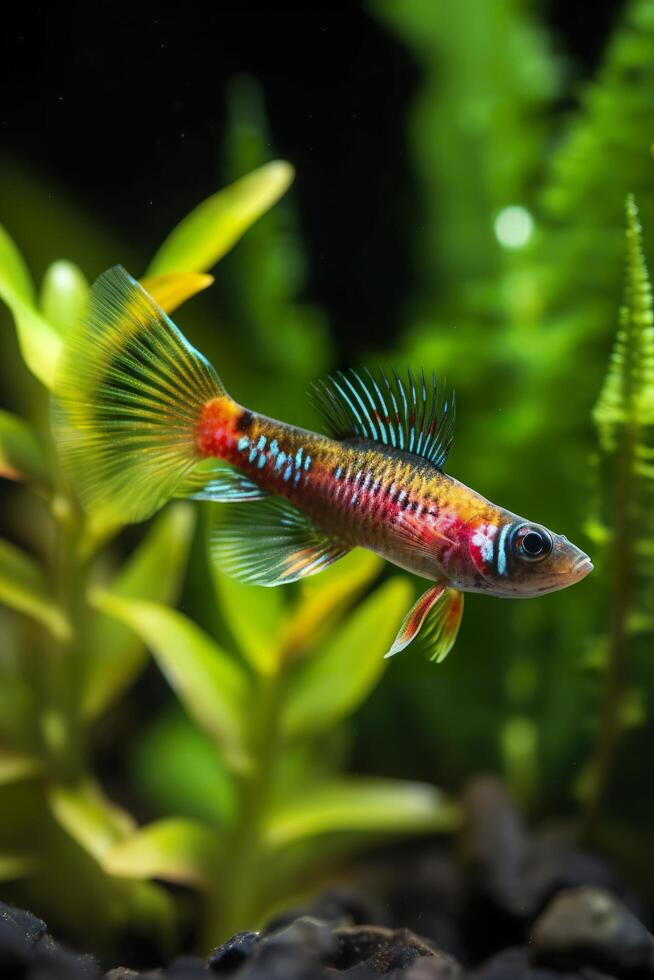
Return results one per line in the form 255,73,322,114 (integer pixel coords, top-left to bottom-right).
178,461,269,502
210,496,349,586
385,584,463,663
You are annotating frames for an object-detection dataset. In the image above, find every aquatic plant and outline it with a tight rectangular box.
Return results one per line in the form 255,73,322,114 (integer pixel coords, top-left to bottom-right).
582,194,654,839
0,157,455,951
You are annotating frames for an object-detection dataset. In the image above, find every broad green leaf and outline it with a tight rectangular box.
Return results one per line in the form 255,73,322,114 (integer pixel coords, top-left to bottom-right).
47,779,136,861
265,777,460,849
212,566,283,675
140,272,214,313
0,538,70,641
0,285,62,387
147,161,294,275
130,707,236,828
40,260,89,336
0,222,34,304
0,411,48,484
283,577,412,737
104,818,220,888
0,748,41,784
93,593,250,770
0,852,35,881
279,549,383,663
83,504,195,719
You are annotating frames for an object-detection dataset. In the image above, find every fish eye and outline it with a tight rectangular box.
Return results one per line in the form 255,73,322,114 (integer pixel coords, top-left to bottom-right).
513,524,552,562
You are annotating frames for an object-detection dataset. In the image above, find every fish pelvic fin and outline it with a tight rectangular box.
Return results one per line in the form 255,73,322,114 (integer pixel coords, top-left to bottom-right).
54,266,227,523
385,584,464,663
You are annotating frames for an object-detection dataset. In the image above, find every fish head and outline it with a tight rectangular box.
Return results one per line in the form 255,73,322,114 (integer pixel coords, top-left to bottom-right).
458,515,593,597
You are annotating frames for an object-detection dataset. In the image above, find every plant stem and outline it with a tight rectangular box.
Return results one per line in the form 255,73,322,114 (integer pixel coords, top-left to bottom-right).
582,426,635,842
42,497,88,781
204,663,287,949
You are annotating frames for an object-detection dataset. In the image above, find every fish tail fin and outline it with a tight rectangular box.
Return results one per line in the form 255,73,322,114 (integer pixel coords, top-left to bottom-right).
55,265,229,523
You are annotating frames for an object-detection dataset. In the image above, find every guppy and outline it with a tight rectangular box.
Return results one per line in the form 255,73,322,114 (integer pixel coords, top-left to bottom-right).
56,267,593,662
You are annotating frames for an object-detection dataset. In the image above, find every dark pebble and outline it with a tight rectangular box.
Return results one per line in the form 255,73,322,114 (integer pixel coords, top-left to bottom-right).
209,931,260,974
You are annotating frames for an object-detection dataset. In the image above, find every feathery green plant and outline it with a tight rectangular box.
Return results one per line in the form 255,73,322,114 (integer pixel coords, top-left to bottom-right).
583,194,654,839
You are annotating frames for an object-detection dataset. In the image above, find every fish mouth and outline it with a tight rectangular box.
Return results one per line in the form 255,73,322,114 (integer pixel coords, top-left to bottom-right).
569,553,594,579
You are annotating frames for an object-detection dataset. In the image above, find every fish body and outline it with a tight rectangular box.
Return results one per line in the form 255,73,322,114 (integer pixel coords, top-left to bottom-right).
55,267,593,661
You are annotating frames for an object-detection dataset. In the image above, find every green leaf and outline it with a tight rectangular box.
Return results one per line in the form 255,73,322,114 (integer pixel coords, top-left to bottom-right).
130,707,236,828
47,779,136,861
0,411,48,484
93,593,251,770
283,577,413,737
0,537,70,640
39,260,89,336
83,504,195,719
0,748,41,784
0,222,34,304
0,851,35,881
265,777,460,849
103,818,220,888
147,161,295,275
0,285,62,388
140,272,214,313
211,566,283,675
279,549,384,663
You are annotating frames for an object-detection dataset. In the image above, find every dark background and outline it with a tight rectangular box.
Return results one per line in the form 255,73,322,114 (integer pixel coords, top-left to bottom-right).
0,1,625,354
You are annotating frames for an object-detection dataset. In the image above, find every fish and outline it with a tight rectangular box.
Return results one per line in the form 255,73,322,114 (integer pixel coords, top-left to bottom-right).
55,266,593,662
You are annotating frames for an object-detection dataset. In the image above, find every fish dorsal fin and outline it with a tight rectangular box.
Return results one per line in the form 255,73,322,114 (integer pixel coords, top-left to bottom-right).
210,497,349,586
311,368,455,469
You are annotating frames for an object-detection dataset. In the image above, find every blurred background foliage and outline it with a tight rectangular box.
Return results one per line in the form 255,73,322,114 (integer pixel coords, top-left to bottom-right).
1,0,654,959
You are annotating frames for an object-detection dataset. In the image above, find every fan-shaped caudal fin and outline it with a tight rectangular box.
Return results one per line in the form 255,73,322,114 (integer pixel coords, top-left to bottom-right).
54,265,228,523
385,584,464,663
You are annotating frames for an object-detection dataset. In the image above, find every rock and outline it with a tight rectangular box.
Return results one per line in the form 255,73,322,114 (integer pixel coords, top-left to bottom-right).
529,886,654,976
209,931,260,973
465,946,620,979
0,900,100,979
333,924,461,975
264,888,382,933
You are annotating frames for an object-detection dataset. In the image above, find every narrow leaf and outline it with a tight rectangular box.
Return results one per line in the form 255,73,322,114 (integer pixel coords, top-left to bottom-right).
0,538,70,640
265,777,460,849
147,161,295,275
83,504,195,719
0,222,34,304
93,593,250,770
279,549,383,663
47,779,136,861
211,566,283,675
0,411,48,484
104,818,220,888
0,747,41,784
0,286,62,388
140,272,214,313
40,260,89,336
283,577,413,737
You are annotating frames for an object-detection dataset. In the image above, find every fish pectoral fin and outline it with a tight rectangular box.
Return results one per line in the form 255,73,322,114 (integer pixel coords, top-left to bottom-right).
178,460,270,501
385,584,464,663
210,496,350,586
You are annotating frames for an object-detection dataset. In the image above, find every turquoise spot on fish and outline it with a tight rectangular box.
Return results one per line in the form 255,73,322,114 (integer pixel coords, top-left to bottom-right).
237,436,250,451
304,454,311,471
294,470,302,485
275,452,286,472
270,439,279,456
296,448,303,468
283,464,293,482
497,524,511,576
257,454,266,469
248,448,258,464
335,466,343,480
257,435,267,451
